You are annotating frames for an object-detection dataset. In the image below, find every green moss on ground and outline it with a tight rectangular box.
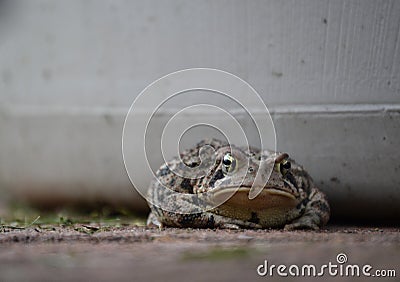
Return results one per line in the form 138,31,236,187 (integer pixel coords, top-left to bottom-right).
0,203,147,233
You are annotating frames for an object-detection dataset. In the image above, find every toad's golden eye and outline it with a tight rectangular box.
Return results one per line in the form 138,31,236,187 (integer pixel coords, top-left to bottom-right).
274,153,291,176
222,153,236,175
280,159,291,175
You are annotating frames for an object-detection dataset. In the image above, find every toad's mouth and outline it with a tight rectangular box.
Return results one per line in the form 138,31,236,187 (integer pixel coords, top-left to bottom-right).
212,186,295,199
210,186,297,209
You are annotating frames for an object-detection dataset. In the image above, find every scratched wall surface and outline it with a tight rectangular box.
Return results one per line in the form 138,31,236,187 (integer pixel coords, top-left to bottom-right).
0,0,399,219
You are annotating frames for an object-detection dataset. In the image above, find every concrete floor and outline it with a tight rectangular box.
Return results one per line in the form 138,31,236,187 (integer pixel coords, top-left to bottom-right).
0,225,398,282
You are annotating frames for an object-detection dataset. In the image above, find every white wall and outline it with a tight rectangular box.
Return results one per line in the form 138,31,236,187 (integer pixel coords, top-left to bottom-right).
0,0,399,219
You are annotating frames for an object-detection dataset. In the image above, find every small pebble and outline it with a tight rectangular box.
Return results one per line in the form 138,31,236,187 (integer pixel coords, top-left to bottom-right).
237,234,254,240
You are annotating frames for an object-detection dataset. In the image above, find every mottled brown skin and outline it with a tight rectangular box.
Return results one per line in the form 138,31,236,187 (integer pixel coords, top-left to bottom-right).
146,139,330,230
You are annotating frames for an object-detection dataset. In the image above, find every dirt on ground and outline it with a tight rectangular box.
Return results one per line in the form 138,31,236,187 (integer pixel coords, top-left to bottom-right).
0,225,399,282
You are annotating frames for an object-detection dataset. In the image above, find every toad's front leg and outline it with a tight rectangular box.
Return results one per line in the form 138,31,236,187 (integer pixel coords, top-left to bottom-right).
284,188,330,230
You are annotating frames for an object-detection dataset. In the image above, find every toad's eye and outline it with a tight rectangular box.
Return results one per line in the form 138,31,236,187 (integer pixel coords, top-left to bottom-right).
274,153,291,176
222,153,236,175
